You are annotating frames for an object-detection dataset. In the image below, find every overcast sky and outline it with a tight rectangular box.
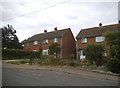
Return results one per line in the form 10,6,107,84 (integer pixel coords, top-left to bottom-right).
0,0,119,42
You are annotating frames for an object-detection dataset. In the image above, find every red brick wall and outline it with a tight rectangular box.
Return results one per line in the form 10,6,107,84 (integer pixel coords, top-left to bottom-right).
77,37,110,60
62,29,76,59
23,38,62,51
77,37,95,49
41,38,61,49
23,41,41,51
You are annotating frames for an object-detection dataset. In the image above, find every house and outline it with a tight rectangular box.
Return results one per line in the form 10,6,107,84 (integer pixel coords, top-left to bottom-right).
22,28,76,59
76,23,120,60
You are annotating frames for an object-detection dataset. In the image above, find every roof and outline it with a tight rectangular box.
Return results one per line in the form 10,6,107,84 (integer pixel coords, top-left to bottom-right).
22,28,70,43
76,23,120,39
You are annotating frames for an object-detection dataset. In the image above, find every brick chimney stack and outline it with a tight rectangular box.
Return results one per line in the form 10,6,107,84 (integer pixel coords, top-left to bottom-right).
99,23,102,27
44,30,47,33
54,27,57,31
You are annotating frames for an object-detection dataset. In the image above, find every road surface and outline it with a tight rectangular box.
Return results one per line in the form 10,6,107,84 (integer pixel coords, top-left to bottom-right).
2,67,118,86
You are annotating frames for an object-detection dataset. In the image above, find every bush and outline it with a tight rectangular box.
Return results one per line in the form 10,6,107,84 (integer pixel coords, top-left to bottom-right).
2,49,42,60
69,60,79,67
107,59,120,73
69,54,75,60
85,44,105,66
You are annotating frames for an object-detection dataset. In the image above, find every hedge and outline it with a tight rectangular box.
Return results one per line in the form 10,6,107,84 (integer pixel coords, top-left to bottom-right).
2,49,42,60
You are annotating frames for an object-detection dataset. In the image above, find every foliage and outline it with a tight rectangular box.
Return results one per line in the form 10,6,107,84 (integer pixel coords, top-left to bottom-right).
2,49,42,60
1,24,22,49
49,43,61,58
69,54,75,60
105,31,120,73
107,59,120,73
7,59,29,65
105,31,120,60
85,44,105,66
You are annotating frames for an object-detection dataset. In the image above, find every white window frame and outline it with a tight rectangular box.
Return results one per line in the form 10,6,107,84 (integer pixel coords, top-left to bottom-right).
43,39,48,44
95,36,105,42
54,38,58,43
33,41,38,45
81,38,87,43
42,49,49,55
33,50,38,52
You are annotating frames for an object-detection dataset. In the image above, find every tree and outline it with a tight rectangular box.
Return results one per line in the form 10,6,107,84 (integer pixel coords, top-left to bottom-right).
85,44,105,66
49,43,61,58
105,31,120,73
1,24,22,49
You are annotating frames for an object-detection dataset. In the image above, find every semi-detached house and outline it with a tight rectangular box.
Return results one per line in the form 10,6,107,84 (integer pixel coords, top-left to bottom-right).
76,23,120,60
22,28,76,59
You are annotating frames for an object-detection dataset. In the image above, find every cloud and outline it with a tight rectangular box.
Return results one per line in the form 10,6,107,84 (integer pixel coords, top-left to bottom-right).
1,0,119,42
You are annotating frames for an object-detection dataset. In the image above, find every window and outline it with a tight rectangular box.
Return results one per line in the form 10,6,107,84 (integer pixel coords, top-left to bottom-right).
43,39,48,44
42,49,49,55
95,36,105,42
33,50,38,52
81,38,87,43
33,41,38,45
54,38,58,43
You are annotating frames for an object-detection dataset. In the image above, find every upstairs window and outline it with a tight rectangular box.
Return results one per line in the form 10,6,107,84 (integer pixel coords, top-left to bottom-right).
33,41,38,45
81,38,87,43
54,38,58,43
43,39,48,44
95,36,105,42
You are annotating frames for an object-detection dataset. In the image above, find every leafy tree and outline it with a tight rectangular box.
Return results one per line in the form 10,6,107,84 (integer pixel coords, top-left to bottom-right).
105,31,120,73
85,44,105,66
49,43,61,58
1,24,22,49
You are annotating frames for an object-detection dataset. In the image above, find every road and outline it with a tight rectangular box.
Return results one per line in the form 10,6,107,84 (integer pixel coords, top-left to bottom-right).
2,67,118,86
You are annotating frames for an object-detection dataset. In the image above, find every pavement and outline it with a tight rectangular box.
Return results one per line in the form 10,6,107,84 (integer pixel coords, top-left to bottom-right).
2,62,119,82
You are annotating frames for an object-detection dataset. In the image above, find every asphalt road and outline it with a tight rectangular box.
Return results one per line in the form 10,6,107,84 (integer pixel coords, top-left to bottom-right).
2,68,118,86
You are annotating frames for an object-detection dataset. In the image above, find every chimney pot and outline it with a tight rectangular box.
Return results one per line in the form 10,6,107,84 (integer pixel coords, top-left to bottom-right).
119,20,120,24
99,23,102,27
54,27,57,31
44,30,47,33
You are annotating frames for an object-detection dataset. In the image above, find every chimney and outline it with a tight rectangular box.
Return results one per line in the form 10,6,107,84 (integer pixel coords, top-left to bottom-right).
118,20,120,24
99,23,102,27
54,27,57,31
44,30,47,33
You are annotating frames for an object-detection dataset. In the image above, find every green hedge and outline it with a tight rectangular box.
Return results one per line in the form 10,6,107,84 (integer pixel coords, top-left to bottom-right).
2,49,42,60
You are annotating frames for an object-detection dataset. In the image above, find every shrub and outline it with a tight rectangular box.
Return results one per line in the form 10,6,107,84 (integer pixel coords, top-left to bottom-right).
69,60,79,67
107,58,120,73
2,49,42,60
85,44,105,66
69,54,75,60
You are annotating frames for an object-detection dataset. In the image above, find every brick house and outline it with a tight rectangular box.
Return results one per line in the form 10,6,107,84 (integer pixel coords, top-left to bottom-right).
22,28,76,59
76,23,120,60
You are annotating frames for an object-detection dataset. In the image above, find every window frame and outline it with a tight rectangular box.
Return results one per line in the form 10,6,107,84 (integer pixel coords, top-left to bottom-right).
33,41,38,45
54,38,58,43
42,49,49,55
43,39,48,44
95,36,105,42
81,37,87,43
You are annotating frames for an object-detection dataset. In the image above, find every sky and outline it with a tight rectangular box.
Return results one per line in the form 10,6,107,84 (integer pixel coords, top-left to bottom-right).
0,0,119,42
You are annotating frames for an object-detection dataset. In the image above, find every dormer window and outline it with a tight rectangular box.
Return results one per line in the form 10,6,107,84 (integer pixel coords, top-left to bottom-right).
43,39,48,44
81,38,87,43
54,38,58,43
33,41,38,45
95,36,105,42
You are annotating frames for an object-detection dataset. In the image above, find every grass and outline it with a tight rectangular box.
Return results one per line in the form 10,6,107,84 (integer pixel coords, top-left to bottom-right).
5,58,103,70
6,59,29,65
